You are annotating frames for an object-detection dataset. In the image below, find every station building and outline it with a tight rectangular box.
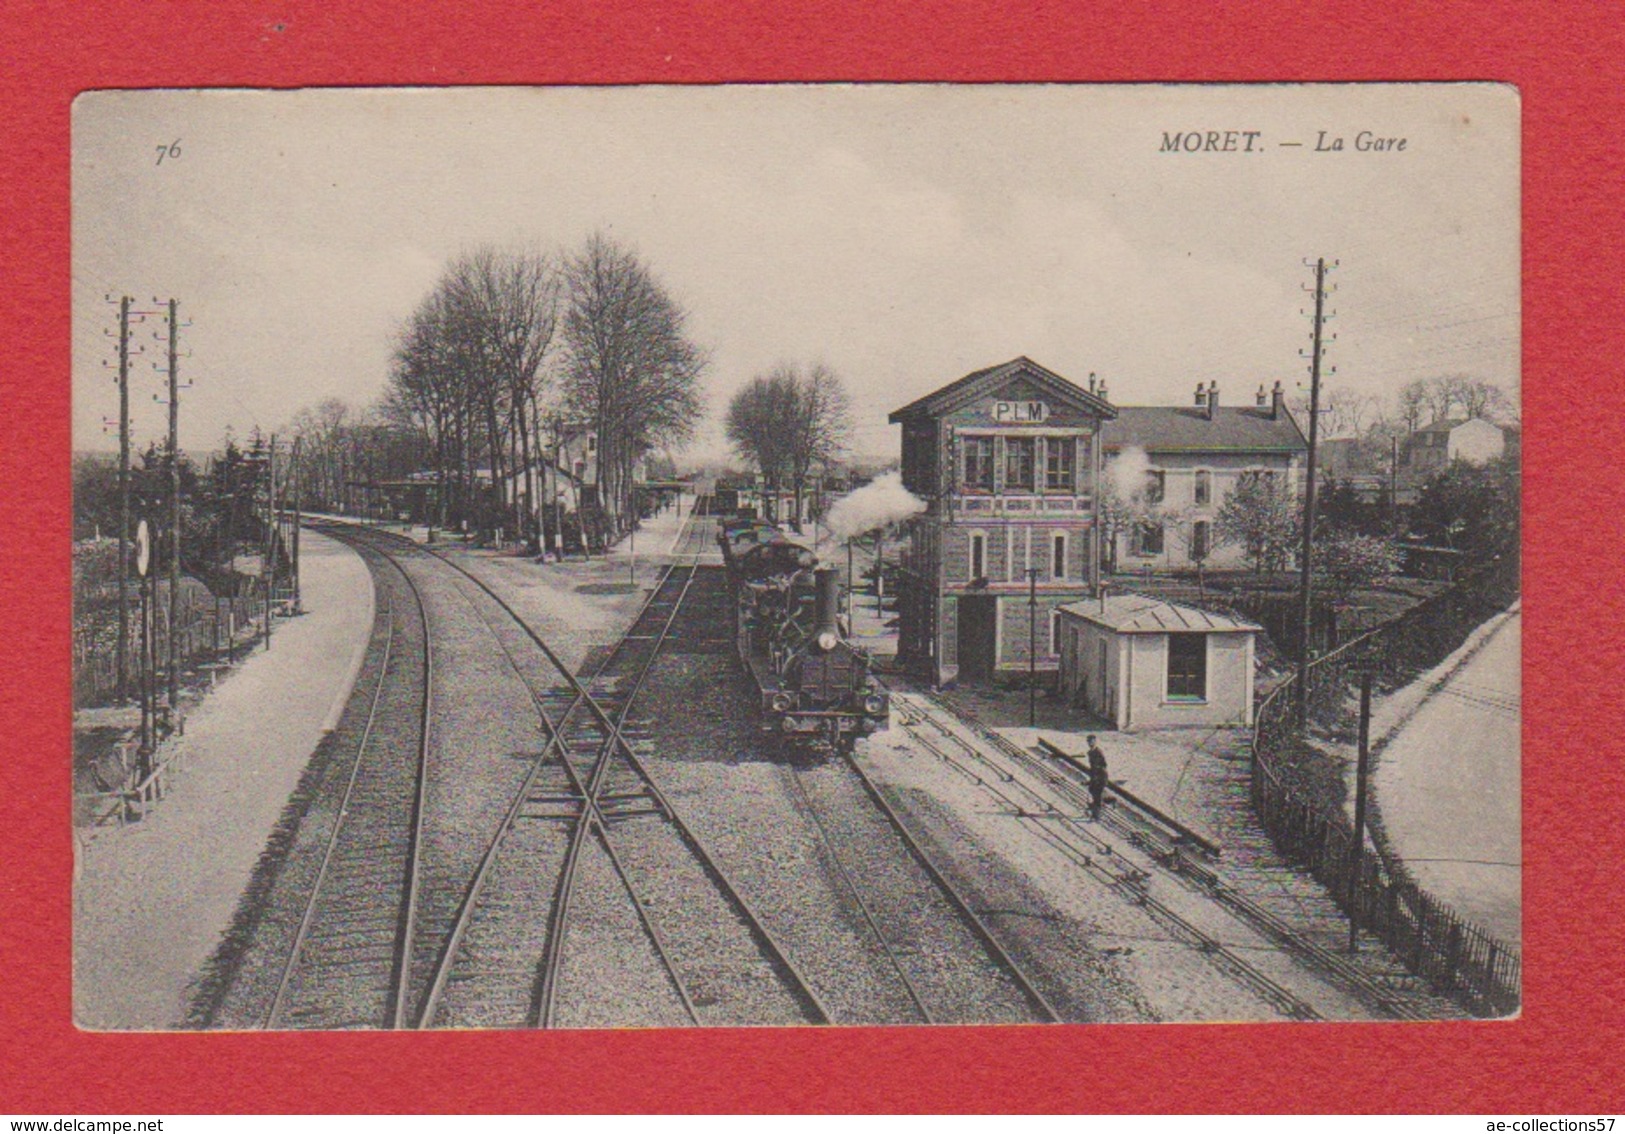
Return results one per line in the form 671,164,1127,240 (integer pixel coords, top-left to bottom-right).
890,357,1116,688
1102,380,1308,573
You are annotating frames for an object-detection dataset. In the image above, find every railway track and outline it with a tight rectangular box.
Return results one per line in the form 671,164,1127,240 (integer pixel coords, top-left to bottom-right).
243,502,1076,1027
783,754,1063,1024
322,514,829,1028
887,690,1444,1021
260,539,434,1030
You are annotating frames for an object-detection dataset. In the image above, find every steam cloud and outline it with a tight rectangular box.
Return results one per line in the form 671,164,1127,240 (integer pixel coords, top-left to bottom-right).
823,471,926,543
1106,445,1151,502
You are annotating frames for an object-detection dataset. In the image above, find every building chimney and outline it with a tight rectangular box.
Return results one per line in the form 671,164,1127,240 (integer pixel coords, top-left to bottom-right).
1097,378,1109,400
1088,372,1097,395
1194,382,1207,409
1256,384,1268,408
1206,380,1219,421
1270,379,1284,420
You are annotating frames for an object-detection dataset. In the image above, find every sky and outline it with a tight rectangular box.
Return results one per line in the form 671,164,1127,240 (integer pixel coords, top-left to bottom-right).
72,84,1519,465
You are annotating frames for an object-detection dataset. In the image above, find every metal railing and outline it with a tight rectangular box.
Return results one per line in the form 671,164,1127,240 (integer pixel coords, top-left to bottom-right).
1249,553,1520,1017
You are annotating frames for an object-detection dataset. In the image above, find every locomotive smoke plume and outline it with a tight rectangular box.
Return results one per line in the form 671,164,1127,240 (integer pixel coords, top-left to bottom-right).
823,472,926,543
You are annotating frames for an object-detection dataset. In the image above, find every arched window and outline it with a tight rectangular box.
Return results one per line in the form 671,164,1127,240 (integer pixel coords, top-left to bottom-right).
1194,469,1212,506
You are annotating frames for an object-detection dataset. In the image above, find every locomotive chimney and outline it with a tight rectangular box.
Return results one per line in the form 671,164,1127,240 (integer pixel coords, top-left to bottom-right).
814,566,841,646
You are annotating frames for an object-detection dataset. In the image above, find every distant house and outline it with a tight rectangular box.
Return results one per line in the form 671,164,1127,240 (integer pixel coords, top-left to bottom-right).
1056,593,1260,731
1500,423,1521,462
1102,381,1308,572
1405,418,1506,473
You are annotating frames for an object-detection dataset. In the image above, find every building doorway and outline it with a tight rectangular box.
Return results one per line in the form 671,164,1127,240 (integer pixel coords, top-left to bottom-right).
958,595,997,681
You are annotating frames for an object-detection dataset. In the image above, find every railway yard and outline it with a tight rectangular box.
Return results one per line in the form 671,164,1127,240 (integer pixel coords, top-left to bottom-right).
83,499,1463,1029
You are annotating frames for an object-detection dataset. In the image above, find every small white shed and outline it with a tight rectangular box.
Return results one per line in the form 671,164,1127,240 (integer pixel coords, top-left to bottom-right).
1056,594,1260,732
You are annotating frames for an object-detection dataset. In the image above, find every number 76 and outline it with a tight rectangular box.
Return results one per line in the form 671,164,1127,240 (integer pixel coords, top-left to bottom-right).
155,139,181,165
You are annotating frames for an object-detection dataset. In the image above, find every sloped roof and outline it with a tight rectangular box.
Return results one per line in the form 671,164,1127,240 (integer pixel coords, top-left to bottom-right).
1102,405,1307,453
1057,592,1261,635
1413,417,1499,435
1318,437,1382,475
889,356,1117,423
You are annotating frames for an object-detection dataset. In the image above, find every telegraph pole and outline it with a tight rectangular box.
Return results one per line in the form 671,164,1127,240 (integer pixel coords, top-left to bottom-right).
115,296,132,701
265,435,277,649
1349,671,1373,953
1295,258,1333,726
166,299,181,711
291,436,303,612
1027,566,1039,728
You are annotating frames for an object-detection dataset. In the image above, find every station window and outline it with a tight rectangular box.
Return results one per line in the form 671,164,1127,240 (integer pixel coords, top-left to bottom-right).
1052,532,1067,579
1005,437,1036,492
1050,610,1064,654
1167,633,1207,700
1192,520,1209,561
963,437,994,491
1134,521,1164,556
970,532,987,581
1044,437,1075,491
1194,469,1212,506
1145,469,1166,504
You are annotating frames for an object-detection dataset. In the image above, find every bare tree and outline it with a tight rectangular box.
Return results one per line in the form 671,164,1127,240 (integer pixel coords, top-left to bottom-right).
726,362,852,529
560,232,706,534
1396,379,1429,433
383,247,562,540
725,369,798,518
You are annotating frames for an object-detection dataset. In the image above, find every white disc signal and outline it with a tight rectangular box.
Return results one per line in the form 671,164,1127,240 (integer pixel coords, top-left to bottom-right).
135,519,151,577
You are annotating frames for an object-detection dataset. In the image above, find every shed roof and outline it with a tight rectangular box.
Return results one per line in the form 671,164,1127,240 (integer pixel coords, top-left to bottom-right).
1102,405,1307,453
1057,592,1261,635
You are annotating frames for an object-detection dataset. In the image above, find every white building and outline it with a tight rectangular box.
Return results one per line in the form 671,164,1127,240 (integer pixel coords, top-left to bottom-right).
1102,381,1308,572
1056,593,1260,731
1405,418,1507,473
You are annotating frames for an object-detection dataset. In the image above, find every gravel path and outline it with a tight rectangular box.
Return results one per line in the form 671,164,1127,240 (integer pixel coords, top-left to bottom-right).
74,531,374,1030
1371,607,1520,950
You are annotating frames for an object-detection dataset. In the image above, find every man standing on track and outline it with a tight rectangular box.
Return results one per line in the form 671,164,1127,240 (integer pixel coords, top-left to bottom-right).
1084,734,1109,820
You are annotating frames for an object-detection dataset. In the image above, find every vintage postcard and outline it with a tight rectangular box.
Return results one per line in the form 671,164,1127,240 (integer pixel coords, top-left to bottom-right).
71,83,1519,1030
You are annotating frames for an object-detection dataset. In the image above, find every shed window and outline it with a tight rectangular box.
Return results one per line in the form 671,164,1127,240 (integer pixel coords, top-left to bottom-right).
1167,633,1207,700
963,437,994,491
1050,610,1063,654
1005,437,1036,492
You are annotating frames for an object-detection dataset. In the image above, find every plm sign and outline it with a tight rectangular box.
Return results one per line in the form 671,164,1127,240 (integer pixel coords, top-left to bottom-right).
991,400,1050,423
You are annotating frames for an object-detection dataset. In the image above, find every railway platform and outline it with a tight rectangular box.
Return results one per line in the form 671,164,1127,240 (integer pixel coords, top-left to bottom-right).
73,530,375,1029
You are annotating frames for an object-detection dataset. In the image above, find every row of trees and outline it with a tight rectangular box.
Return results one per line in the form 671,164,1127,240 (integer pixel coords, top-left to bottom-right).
723,362,853,529
381,234,705,546
1290,373,1518,482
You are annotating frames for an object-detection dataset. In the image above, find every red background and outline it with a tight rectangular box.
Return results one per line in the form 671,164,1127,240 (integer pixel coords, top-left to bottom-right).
4,0,1621,1114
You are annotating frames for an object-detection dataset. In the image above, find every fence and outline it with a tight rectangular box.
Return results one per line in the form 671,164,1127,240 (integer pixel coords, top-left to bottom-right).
1250,552,1521,1017
73,577,271,708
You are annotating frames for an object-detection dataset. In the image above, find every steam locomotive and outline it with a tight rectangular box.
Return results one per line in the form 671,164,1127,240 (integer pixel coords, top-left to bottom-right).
717,517,890,753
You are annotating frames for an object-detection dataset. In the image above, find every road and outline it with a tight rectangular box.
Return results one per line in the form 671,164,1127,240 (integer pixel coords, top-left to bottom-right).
1373,608,1520,950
